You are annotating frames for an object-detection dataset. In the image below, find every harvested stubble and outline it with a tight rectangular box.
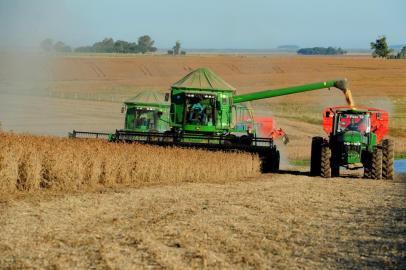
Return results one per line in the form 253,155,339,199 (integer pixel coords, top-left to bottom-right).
0,133,260,193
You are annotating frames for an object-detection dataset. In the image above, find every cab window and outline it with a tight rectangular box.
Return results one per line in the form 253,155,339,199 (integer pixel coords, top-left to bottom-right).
185,94,216,126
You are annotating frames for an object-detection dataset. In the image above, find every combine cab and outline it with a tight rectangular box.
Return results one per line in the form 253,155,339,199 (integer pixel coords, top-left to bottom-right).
70,91,170,140
310,106,394,179
122,91,170,133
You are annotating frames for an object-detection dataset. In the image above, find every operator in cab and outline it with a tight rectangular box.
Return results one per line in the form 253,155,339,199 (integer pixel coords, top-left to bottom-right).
189,98,206,124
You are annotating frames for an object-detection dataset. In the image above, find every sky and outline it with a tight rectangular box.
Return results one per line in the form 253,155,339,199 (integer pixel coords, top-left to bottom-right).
0,0,405,50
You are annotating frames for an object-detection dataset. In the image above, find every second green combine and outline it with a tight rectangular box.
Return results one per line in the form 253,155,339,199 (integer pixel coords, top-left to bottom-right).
72,68,350,172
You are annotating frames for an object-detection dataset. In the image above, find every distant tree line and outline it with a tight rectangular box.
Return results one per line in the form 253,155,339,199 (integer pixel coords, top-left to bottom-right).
371,36,406,59
167,41,186,55
387,47,406,59
297,47,346,55
40,35,157,54
75,35,157,53
396,47,406,59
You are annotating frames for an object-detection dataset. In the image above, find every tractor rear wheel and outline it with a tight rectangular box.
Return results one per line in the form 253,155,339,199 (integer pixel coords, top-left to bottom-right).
371,147,383,180
320,145,332,178
382,139,394,180
310,137,323,176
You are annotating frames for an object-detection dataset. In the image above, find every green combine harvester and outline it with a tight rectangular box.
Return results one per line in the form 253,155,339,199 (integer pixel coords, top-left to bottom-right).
72,68,349,172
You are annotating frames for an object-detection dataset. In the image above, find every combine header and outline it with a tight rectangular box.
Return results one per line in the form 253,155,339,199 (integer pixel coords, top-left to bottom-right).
72,68,350,172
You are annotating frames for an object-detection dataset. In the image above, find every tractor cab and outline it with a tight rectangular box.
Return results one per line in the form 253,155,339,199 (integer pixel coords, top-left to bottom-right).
335,113,371,134
330,110,372,166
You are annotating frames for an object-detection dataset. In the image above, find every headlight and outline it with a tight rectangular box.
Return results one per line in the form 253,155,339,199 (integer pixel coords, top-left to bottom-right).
344,142,361,146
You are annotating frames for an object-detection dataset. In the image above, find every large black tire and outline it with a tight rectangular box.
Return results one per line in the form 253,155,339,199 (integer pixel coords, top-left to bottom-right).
223,134,237,146
371,147,383,180
239,135,253,146
310,137,323,176
363,165,371,179
382,139,394,180
260,148,280,173
331,164,340,178
270,150,280,173
320,145,332,178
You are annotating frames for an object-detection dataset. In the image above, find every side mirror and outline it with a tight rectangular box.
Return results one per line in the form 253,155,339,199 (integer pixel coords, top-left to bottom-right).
165,93,170,102
121,106,125,113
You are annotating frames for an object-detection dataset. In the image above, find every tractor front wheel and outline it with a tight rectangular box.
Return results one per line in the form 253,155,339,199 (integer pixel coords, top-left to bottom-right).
382,139,394,180
320,145,332,178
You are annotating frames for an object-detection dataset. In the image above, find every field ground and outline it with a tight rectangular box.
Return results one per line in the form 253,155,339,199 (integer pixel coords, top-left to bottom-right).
1,172,405,269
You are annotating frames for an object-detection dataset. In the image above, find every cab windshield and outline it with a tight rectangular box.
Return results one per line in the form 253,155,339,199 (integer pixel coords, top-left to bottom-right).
127,108,162,130
233,105,254,132
337,114,370,133
185,93,216,126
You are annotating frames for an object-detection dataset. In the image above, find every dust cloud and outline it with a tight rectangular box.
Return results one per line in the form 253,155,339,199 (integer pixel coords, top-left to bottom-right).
0,52,123,136
0,2,123,136
367,96,395,116
0,52,53,133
